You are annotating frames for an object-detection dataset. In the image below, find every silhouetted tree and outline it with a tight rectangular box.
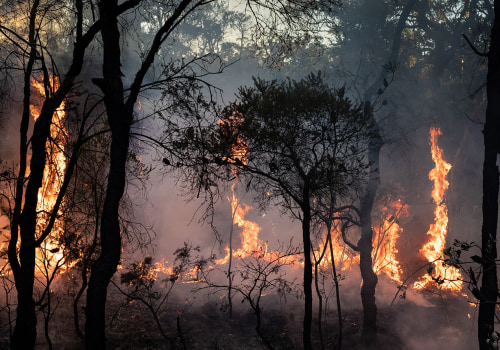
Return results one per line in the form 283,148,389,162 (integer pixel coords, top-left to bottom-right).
0,2,113,348
167,73,371,349
478,0,500,348
87,0,341,347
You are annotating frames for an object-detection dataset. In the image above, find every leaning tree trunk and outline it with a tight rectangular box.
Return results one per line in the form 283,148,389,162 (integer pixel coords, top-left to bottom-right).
478,1,500,348
9,1,93,348
85,1,129,348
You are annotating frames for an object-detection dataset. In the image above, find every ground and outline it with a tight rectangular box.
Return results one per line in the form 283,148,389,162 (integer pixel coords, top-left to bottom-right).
0,283,477,349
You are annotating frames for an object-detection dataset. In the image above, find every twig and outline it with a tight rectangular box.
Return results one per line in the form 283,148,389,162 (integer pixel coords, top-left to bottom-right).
462,34,488,57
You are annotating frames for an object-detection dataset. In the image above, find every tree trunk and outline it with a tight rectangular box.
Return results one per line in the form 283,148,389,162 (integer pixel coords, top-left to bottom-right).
328,232,342,350
478,1,500,348
302,188,313,350
356,1,417,344
85,1,129,348
357,129,381,345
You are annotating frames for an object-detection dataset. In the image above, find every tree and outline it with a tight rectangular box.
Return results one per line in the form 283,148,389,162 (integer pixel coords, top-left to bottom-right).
318,0,488,343
86,0,340,347
0,1,161,348
355,1,417,343
478,0,500,348
167,74,371,349
0,2,108,348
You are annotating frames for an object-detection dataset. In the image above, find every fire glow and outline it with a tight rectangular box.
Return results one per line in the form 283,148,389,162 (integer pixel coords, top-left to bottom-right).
413,127,462,291
213,126,462,294
25,94,462,293
372,199,408,284
30,76,71,273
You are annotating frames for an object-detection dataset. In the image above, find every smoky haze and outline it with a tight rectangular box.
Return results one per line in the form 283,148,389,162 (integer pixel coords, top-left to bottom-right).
0,0,494,349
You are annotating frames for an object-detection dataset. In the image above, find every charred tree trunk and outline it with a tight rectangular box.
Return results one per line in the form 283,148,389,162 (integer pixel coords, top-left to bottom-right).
478,1,500,348
9,3,40,348
85,1,197,347
302,185,313,350
357,128,381,345
85,1,128,349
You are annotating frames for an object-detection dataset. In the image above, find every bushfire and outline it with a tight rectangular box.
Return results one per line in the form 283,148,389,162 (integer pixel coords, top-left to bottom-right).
20,91,463,295
413,127,463,291
211,126,462,293
30,75,72,274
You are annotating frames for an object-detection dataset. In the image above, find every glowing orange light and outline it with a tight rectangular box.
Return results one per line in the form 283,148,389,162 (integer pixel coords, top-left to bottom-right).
30,75,70,273
413,127,462,291
372,199,408,284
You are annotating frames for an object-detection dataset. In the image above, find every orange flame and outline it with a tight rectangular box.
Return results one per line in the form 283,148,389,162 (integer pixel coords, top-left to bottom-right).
372,199,408,284
315,225,358,273
215,112,299,266
215,183,268,264
30,76,71,273
414,127,462,291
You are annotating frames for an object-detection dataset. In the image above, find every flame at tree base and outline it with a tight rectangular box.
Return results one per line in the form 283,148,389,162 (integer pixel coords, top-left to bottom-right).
413,127,462,292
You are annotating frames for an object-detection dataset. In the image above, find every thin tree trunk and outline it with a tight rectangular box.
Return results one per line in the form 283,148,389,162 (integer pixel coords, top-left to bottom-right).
478,1,500,348
74,209,99,340
328,233,342,350
9,2,40,348
228,197,235,319
314,229,331,350
302,186,313,350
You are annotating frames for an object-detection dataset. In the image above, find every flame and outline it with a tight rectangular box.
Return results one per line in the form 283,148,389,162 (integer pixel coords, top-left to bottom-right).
215,112,298,266
30,75,70,274
218,111,248,165
215,111,265,264
413,127,462,291
215,183,270,264
372,199,408,284
316,225,359,273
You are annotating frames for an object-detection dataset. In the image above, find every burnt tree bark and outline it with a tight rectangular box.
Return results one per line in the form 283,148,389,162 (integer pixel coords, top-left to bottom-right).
9,3,41,348
357,130,381,344
478,0,500,348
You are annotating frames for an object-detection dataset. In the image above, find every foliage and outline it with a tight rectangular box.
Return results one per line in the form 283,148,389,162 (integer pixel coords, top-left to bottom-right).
167,72,372,216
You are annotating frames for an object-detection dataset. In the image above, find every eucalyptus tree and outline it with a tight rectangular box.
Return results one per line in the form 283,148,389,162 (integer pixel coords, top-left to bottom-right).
0,1,120,348
165,73,372,349
311,0,495,344
87,0,341,348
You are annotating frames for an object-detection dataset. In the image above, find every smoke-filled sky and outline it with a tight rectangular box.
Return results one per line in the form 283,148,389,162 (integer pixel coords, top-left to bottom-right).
0,1,494,348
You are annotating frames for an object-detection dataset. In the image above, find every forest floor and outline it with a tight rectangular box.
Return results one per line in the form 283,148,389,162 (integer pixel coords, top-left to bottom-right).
0,285,476,349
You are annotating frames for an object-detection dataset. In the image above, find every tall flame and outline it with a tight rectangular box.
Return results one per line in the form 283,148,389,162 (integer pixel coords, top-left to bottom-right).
414,127,462,291
215,113,298,266
30,76,70,273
